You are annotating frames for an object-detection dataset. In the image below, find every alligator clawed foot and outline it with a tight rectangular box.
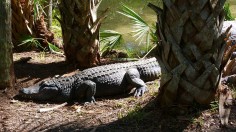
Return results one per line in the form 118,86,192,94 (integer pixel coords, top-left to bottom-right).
84,101,96,106
84,96,96,105
134,86,147,97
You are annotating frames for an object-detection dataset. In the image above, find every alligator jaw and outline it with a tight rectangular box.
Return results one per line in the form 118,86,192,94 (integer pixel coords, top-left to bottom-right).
20,84,40,94
19,84,41,99
18,83,59,101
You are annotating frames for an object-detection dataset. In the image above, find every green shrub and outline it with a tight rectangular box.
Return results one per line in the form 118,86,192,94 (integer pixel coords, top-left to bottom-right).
224,3,235,20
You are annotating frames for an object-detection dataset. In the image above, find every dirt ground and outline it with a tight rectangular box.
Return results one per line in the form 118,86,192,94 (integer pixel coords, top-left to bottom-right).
0,51,236,132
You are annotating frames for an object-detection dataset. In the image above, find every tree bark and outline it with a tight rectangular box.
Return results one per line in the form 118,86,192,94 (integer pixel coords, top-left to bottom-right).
11,0,34,51
0,0,15,89
44,0,53,30
149,0,227,106
59,0,106,68
12,0,58,51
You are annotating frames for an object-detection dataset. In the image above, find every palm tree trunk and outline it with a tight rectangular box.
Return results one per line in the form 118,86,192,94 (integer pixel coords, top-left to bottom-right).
0,0,15,89
44,0,53,30
11,0,33,50
59,0,106,67
34,15,57,48
149,0,227,105
12,0,58,51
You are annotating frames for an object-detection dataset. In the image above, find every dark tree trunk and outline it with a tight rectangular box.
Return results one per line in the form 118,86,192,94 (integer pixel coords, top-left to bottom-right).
0,0,15,89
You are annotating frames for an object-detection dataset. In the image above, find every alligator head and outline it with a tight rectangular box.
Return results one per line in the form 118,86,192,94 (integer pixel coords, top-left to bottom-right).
18,80,60,101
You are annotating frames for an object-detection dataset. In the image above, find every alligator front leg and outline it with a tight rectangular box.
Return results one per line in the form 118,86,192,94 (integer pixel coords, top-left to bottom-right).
76,80,96,103
126,68,147,97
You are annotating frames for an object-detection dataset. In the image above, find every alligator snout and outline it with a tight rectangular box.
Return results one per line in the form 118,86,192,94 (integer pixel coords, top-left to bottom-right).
19,88,37,94
19,85,40,95
19,88,26,94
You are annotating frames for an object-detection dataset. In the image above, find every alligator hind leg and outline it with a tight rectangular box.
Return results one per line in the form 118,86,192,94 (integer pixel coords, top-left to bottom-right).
126,68,147,97
76,80,96,103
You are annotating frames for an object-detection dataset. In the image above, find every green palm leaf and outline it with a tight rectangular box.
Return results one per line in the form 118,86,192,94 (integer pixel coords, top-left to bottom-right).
100,30,123,52
19,35,44,49
118,3,150,46
33,0,46,21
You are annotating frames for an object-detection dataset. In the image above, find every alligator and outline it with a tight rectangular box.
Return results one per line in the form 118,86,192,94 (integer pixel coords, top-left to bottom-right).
18,57,161,102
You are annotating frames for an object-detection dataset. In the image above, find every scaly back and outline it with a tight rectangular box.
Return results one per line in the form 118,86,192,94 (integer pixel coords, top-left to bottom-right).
75,57,158,80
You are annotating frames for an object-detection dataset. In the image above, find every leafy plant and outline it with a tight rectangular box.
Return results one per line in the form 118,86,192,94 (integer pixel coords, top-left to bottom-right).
52,3,62,38
33,0,47,21
99,4,159,58
48,42,60,52
48,42,64,55
19,35,62,55
19,35,45,50
100,30,123,54
224,3,235,21
118,3,157,53
209,101,219,112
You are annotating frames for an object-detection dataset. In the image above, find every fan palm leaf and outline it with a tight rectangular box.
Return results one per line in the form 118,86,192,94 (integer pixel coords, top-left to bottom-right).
100,30,123,52
118,3,157,53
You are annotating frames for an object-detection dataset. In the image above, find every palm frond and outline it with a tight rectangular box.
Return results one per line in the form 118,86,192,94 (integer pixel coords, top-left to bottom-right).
48,43,60,52
33,0,46,21
19,35,44,49
100,30,123,52
118,3,150,45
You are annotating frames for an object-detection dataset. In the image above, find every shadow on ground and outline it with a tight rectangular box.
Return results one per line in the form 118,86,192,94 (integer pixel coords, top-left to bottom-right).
29,98,209,132
14,61,75,84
